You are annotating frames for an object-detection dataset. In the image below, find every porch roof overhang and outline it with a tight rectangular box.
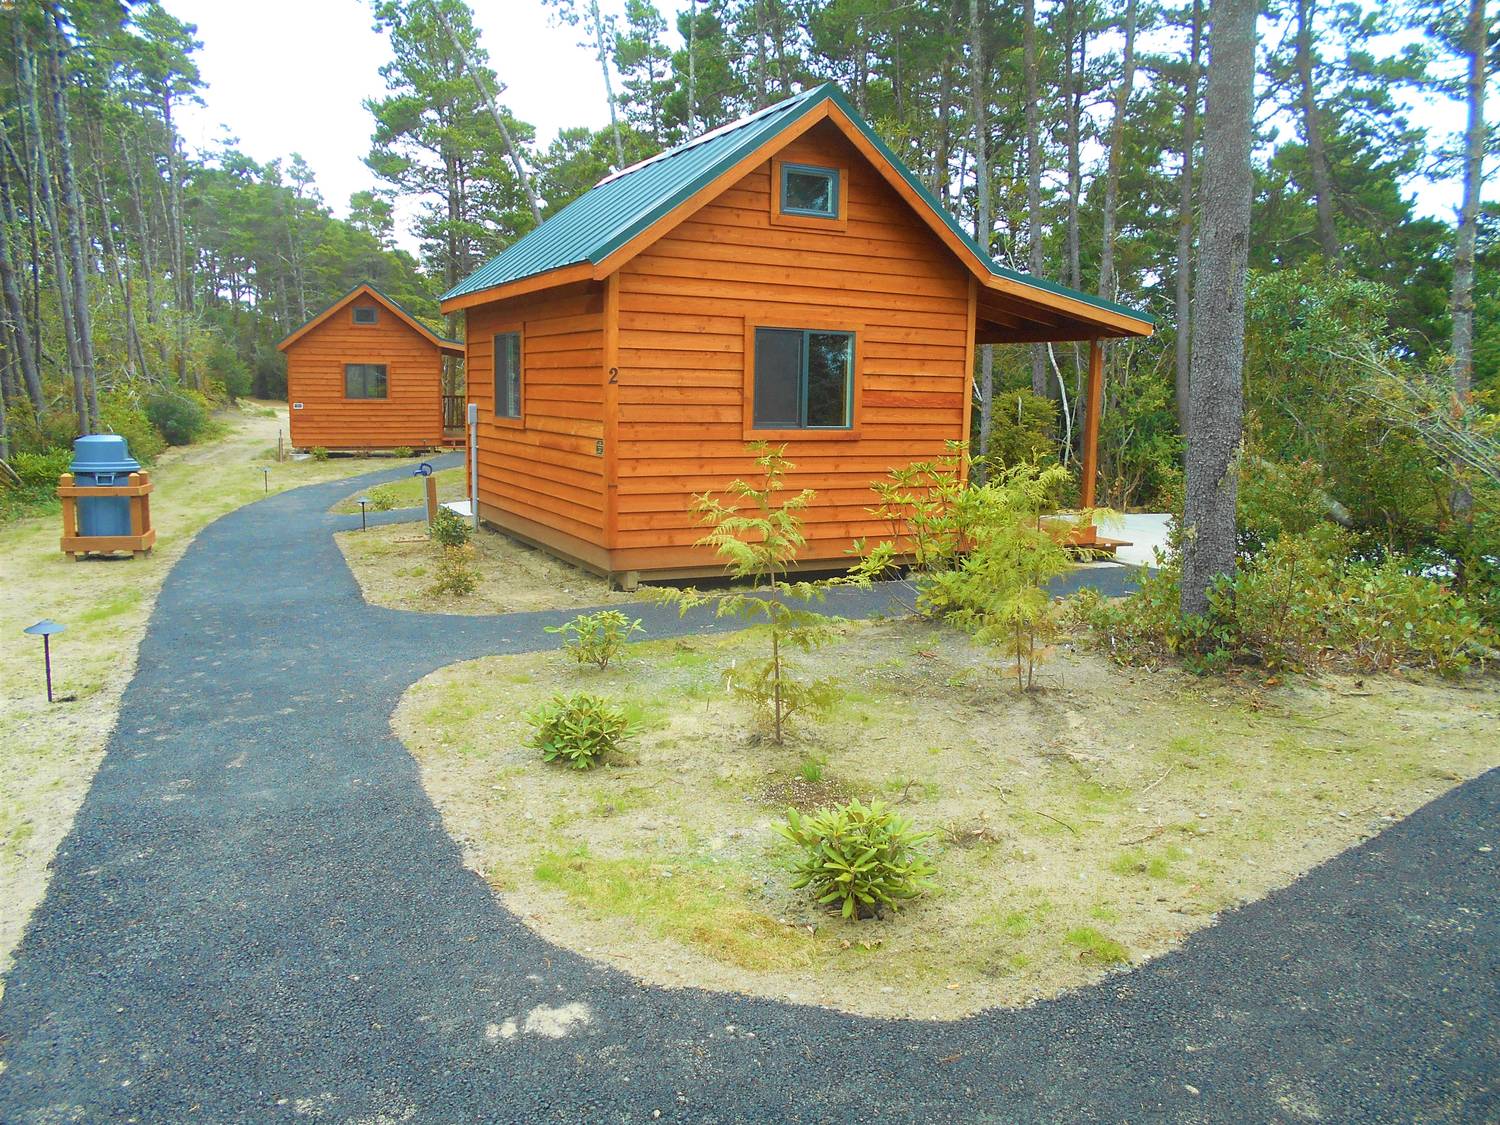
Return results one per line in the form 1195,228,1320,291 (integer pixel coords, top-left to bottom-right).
974,277,1155,345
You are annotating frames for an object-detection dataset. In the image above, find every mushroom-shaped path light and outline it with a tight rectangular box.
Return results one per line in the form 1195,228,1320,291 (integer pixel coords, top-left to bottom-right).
22,619,66,703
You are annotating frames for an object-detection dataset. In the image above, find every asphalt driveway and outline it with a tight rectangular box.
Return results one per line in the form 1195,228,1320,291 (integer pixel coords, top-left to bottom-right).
0,459,1494,1122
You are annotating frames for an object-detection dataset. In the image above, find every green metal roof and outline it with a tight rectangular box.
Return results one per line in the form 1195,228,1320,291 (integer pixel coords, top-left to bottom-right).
443,85,1153,329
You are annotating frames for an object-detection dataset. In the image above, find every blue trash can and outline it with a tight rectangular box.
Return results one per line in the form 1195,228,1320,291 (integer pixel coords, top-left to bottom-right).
70,435,141,538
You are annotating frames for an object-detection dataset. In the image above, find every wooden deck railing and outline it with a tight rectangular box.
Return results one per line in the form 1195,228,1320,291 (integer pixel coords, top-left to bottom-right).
442,394,466,434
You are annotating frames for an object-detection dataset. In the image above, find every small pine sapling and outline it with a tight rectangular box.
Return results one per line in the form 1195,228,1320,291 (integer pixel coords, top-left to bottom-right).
651,442,861,744
921,463,1078,691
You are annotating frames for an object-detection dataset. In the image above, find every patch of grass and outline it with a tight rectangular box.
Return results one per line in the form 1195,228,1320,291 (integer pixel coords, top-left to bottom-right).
533,847,816,972
1064,926,1129,964
330,467,464,515
74,589,144,625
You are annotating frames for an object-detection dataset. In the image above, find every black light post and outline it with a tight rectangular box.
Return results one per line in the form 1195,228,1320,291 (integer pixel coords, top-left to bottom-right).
357,496,371,531
261,466,271,493
23,619,66,703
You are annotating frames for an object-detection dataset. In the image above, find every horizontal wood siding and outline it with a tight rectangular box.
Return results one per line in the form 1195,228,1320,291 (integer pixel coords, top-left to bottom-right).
286,308,445,448
612,120,971,571
465,281,607,547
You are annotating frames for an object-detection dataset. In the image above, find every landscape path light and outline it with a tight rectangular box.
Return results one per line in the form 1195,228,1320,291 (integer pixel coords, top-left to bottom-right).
357,496,371,531
23,619,70,703
260,466,271,493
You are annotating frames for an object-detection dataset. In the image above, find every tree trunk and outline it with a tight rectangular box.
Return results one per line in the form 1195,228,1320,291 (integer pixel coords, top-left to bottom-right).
1294,0,1339,263
0,116,44,416
49,14,99,430
434,5,544,225
1024,0,1047,398
1175,0,1202,434
162,88,192,389
16,26,87,435
1097,0,1138,301
969,0,993,466
590,0,627,167
1448,0,1486,522
1181,0,1257,618
687,0,698,135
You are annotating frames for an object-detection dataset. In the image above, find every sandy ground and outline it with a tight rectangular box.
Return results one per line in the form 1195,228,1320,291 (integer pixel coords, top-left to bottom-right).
335,519,640,615
395,618,1500,1020
0,405,395,1000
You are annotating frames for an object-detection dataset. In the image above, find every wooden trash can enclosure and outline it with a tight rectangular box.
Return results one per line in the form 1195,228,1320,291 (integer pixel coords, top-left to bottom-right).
57,435,156,560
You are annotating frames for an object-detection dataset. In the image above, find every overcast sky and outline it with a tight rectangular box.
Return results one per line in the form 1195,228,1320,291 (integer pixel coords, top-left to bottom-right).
169,0,1486,257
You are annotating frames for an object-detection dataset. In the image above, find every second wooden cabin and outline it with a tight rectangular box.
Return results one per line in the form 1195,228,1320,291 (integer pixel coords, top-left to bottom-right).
278,283,464,451
441,84,1153,586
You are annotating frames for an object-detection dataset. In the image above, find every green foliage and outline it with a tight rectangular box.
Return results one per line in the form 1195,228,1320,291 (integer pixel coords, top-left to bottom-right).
205,337,252,400
428,505,472,547
546,610,644,669
368,485,398,512
99,395,166,464
8,448,71,488
429,544,479,597
527,693,634,770
390,446,416,459
309,447,330,462
145,392,209,446
1097,354,1182,511
775,799,936,920
1081,532,1493,677
985,390,1057,468
917,463,1078,691
651,443,857,743
860,441,973,579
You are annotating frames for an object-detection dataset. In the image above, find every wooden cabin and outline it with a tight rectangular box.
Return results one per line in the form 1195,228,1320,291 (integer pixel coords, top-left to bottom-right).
278,283,464,451
440,84,1153,586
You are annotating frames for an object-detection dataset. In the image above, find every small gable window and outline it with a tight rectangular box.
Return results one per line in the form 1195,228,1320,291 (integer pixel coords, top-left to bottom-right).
344,363,388,399
753,327,853,429
780,164,839,219
494,332,522,419
352,305,378,325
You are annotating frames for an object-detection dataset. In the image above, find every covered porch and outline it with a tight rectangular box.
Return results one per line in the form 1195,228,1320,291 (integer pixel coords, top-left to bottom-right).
973,274,1156,550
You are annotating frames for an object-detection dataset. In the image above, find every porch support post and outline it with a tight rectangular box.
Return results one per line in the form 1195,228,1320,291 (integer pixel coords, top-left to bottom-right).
1080,337,1104,511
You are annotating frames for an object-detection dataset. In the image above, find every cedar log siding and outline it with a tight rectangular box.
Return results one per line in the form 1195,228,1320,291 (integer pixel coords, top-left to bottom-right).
465,281,609,569
610,122,972,574
285,306,446,449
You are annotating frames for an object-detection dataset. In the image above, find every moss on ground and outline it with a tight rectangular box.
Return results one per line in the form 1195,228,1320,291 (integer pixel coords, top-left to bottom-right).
395,618,1500,1019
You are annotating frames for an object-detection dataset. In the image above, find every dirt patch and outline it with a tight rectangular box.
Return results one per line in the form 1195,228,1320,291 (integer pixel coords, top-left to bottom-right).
393,618,1500,1020
335,519,639,615
0,405,399,1001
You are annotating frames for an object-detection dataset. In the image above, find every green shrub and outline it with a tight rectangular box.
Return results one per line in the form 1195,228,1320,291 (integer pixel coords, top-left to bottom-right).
309,446,329,461
368,485,398,512
776,799,936,920
429,544,479,597
546,610,644,669
429,505,471,547
985,389,1057,468
1081,531,1493,677
145,392,209,446
9,448,72,488
526,693,633,770
391,446,416,459
99,395,166,463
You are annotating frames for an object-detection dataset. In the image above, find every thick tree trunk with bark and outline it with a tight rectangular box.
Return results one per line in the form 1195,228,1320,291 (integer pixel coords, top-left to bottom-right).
1181,0,1257,618
1294,0,1339,263
1024,0,1047,398
1175,0,1202,433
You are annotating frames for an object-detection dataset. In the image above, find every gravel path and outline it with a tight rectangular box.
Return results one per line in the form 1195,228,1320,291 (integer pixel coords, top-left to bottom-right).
1,461,1494,1123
